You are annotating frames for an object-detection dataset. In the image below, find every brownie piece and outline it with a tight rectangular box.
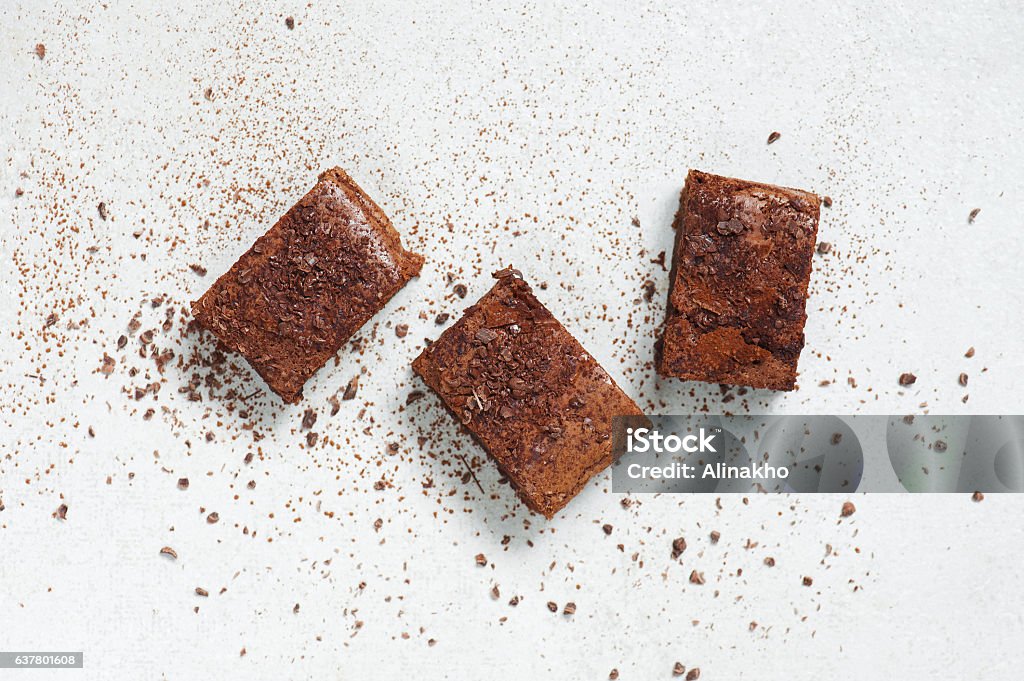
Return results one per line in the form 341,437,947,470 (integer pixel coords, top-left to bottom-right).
412,268,643,518
657,170,820,390
192,168,423,403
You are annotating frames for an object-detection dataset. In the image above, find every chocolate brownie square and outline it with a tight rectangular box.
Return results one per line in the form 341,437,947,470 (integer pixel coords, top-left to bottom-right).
192,168,423,403
412,268,644,518
657,170,820,390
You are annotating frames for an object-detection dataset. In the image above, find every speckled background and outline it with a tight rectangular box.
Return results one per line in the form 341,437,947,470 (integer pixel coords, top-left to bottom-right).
2,1,1023,679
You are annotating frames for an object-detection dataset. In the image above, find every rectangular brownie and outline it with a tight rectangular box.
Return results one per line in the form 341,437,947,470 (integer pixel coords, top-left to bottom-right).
412,268,644,518
192,168,423,403
657,170,820,390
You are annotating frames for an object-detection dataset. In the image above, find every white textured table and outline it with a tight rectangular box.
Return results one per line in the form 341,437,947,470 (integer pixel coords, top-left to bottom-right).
2,1,1022,679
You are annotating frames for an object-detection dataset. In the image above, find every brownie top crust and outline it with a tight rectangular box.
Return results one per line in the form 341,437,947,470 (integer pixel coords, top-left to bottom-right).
658,169,820,390
192,168,423,403
412,268,643,518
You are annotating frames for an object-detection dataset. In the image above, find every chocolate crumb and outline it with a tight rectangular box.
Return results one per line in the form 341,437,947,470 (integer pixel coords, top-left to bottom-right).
189,264,207,276
35,43,46,59
841,501,856,517
195,587,209,597
342,376,359,400
767,131,781,144
563,602,576,615
546,601,558,613
301,409,317,429
203,86,213,101
602,523,613,535
609,670,619,680
898,372,917,386
671,536,687,559
709,531,720,544
453,284,467,298
642,280,656,302
972,491,985,502
686,668,701,681
395,324,409,338
968,208,981,223
816,241,832,254
802,576,813,586
306,431,319,447
475,553,487,567
673,662,686,677
177,478,189,490
160,546,177,559
406,390,425,405
285,16,295,29
328,394,341,416
55,503,68,520
958,372,969,387
97,202,109,221
764,557,776,567
965,347,976,358
689,570,705,585
206,512,219,524
435,313,450,325
822,195,833,208
490,584,501,599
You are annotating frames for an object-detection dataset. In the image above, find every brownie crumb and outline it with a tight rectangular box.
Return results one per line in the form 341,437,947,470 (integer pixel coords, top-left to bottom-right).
642,280,656,302
972,491,985,502
602,523,613,535
55,503,68,520
686,668,701,681
673,662,686,677
671,536,687,559
822,195,833,208
764,557,776,567
406,390,425,405
195,587,209,597
285,16,295,29
160,546,178,559
206,512,219,524
475,553,487,567
802,576,813,586
689,570,705,585
934,439,947,452
898,372,917,386
435,313,450,325
97,202,109,221
189,264,207,276
453,284,468,299
306,431,319,447
546,601,558,613
841,501,856,517
395,324,409,338
35,43,46,59
968,208,981,223
609,670,619,680
177,478,189,490
563,602,576,615
816,241,832,254
965,347,976,358
767,131,781,144
709,531,720,544
958,372,969,387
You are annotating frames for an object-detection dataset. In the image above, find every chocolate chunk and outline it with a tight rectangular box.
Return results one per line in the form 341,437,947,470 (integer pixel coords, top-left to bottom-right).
191,168,423,403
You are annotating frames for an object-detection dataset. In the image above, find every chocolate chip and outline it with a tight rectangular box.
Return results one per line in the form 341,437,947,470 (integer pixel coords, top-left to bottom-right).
343,376,359,400
767,131,781,144
840,501,856,517
301,409,317,429
898,372,917,386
